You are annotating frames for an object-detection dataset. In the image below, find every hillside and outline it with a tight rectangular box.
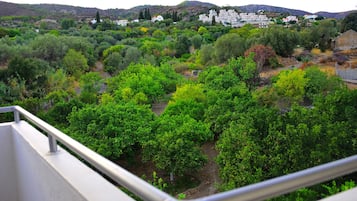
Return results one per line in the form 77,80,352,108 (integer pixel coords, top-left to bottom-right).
0,1,41,16
238,4,310,16
0,0,353,19
315,11,356,19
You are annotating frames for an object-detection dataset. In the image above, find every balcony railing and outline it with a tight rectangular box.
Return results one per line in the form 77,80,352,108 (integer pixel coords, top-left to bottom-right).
0,105,356,201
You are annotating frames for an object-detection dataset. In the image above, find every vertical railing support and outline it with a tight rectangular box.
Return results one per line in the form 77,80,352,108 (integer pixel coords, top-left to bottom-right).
48,135,58,153
14,109,20,123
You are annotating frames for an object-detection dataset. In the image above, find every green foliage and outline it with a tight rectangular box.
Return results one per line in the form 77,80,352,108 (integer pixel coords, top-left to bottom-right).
68,102,155,160
146,171,168,191
62,49,89,78
341,12,357,32
198,65,240,91
227,55,258,89
44,97,84,128
204,83,253,135
164,84,206,121
143,114,213,177
95,11,101,24
108,63,180,103
2,13,357,198
175,35,191,57
61,18,76,30
6,56,50,98
216,119,265,190
322,180,356,197
274,69,308,105
259,26,299,56
301,19,338,51
79,72,103,104
31,34,67,62
214,33,246,64
172,84,206,102
304,67,343,100
103,45,142,74
198,44,214,65
191,34,203,49
177,193,186,200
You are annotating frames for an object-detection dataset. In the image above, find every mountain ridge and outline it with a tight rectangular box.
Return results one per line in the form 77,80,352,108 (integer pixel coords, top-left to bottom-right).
0,0,354,19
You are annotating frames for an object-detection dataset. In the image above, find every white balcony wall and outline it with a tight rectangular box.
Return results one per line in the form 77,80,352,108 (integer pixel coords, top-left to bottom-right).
0,121,133,201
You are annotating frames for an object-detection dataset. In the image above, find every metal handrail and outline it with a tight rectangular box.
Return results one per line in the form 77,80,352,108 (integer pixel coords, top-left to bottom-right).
1,105,356,201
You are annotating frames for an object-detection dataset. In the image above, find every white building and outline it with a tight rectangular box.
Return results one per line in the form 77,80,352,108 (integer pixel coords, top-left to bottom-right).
283,16,298,23
90,19,103,24
199,9,270,28
151,15,164,22
115,20,129,26
304,14,318,21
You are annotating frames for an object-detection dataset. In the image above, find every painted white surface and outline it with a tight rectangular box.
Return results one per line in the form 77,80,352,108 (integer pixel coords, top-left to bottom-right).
0,123,19,201
0,121,134,201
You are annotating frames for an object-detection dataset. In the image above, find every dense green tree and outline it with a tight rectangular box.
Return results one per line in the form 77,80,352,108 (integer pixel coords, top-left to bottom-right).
191,34,203,49
204,83,253,135
104,52,124,74
143,114,213,181
108,64,176,103
273,69,308,105
31,34,67,62
216,118,265,190
62,49,89,78
303,19,338,51
103,46,141,75
61,18,76,30
7,57,50,98
198,65,240,91
0,42,15,64
61,36,96,66
214,33,246,64
227,55,258,90
175,35,191,57
68,102,155,160
304,67,344,100
341,12,357,32
95,11,101,24
79,72,103,104
198,44,214,65
163,84,206,120
259,26,299,57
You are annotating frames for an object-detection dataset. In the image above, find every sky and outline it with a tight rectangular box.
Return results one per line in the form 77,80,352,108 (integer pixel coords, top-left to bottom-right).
4,0,357,13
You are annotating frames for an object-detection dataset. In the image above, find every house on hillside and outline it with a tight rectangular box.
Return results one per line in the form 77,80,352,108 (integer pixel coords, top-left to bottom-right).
199,9,270,28
304,14,318,21
151,15,164,22
283,16,298,24
115,20,129,26
334,30,357,51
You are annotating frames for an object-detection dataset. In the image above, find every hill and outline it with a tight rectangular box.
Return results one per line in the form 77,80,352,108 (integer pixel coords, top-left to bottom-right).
0,1,41,16
0,0,353,19
238,4,310,16
315,11,356,19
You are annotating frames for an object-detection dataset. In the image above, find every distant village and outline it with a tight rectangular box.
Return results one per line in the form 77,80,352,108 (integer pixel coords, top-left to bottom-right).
86,9,321,28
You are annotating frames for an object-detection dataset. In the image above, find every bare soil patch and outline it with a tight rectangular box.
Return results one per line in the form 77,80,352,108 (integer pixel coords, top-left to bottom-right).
183,141,221,199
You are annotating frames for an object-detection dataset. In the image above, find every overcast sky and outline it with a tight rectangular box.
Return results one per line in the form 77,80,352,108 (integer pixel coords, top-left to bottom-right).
4,0,357,13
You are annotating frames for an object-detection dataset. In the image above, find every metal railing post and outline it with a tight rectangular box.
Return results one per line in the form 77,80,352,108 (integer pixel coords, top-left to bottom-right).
48,135,58,153
14,109,20,123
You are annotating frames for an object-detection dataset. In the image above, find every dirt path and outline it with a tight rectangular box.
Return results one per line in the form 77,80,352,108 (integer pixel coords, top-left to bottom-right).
93,61,111,78
151,102,168,115
183,141,221,199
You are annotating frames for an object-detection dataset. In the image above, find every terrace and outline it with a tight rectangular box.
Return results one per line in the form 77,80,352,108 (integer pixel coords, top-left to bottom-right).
0,105,356,201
